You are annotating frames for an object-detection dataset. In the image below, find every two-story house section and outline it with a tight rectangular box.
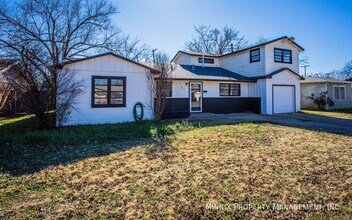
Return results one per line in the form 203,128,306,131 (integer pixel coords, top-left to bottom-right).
165,36,304,118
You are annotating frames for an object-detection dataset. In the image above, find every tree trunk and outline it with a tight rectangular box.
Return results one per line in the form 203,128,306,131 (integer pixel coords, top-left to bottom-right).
0,84,12,111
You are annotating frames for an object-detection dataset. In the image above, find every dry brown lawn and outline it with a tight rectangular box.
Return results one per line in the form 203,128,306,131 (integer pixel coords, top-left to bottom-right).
0,122,351,219
301,109,352,119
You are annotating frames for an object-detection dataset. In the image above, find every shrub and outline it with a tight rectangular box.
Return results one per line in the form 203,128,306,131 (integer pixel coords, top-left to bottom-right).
306,91,334,110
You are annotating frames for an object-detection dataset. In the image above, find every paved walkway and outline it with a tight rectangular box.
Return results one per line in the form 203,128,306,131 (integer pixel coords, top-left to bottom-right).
189,112,352,135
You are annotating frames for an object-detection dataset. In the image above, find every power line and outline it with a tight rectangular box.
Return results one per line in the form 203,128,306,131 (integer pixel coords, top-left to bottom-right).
301,65,310,78
152,49,157,63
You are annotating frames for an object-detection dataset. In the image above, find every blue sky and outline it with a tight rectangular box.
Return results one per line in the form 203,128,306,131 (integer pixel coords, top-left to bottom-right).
114,0,352,74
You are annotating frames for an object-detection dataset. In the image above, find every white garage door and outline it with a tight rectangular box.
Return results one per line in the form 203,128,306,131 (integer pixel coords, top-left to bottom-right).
273,86,295,114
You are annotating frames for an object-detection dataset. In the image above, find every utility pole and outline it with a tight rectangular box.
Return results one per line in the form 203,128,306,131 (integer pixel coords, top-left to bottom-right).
301,65,310,78
152,49,157,63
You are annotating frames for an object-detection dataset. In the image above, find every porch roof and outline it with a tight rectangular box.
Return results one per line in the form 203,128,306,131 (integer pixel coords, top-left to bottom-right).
301,77,352,84
169,65,256,82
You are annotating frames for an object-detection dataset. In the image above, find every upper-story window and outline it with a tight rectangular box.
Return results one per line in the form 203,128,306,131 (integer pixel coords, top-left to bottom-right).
250,48,260,63
274,48,292,63
198,57,214,64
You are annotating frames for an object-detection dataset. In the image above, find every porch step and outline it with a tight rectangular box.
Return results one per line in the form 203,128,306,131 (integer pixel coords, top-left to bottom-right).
190,112,222,119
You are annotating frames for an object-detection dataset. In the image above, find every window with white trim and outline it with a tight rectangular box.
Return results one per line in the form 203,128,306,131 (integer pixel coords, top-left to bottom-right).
333,85,346,101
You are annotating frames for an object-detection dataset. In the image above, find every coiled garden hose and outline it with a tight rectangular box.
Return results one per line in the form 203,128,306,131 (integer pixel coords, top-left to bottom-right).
133,102,144,121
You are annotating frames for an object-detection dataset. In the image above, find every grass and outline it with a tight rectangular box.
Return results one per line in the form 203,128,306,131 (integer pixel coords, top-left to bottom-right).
0,115,195,157
0,115,351,219
301,109,352,119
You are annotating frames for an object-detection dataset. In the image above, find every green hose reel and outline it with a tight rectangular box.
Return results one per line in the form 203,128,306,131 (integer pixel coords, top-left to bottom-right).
133,102,144,121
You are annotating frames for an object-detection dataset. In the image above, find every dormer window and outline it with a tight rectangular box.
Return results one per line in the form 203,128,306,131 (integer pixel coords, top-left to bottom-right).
274,48,292,63
198,57,214,64
250,49,260,63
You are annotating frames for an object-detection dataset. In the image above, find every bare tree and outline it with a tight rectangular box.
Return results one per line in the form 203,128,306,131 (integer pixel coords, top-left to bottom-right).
0,0,118,127
101,33,153,62
338,60,352,80
299,52,310,66
0,60,16,111
147,52,171,122
299,52,310,77
185,25,247,55
56,68,84,127
0,81,12,111
254,36,271,45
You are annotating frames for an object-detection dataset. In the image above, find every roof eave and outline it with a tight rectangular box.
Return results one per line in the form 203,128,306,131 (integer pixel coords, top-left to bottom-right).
167,77,256,83
62,52,158,72
220,36,304,57
253,68,304,80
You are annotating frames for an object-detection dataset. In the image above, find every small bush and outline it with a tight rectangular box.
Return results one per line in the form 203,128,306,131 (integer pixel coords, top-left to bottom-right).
306,91,334,110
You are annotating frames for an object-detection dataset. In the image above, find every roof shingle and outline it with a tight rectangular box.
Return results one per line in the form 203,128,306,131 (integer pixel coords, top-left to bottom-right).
168,65,256,82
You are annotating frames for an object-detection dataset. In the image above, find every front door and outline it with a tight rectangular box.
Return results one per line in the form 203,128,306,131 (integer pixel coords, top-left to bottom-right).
190,82,202,112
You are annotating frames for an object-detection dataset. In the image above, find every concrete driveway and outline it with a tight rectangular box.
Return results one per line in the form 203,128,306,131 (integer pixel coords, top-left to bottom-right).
190,112,352,135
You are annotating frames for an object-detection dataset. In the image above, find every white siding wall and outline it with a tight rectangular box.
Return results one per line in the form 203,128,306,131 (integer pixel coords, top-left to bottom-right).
60,55,153,125
173,54,192,65
256,79,267,114
259,70,301,114
219,47,266,77
248,83,259,97
203,81,250,97
265,40,300,74
172,80,189,98
171,81,256,98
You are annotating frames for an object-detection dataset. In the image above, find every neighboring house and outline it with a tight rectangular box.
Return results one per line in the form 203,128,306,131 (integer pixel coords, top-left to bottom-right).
165,36,304,118
60,53,156,125
301,77,352,110
60,36,304,125
0,59,25,114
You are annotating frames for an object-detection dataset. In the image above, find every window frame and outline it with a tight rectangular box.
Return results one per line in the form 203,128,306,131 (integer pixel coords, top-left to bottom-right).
333,85,346,101
274,48,292,64
91,76,126,108
198,57,215,64
250,48,260,63
219,83,241,96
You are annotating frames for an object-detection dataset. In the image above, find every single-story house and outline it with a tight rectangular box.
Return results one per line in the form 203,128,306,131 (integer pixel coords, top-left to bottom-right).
0,59,26,114
301,77,352,110
59,36,305,125
60,53,157,125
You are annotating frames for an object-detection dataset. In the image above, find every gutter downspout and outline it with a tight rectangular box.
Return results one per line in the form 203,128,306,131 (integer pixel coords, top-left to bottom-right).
325,83,328,110
202,54,204,68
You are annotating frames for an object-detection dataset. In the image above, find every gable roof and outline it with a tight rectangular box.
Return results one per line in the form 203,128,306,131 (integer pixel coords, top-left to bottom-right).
62,52,158,72
168,65,256,82
171,36,305,62
301,77,352,84
170,51,219,63
254,68,304,80
221,36,304,57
